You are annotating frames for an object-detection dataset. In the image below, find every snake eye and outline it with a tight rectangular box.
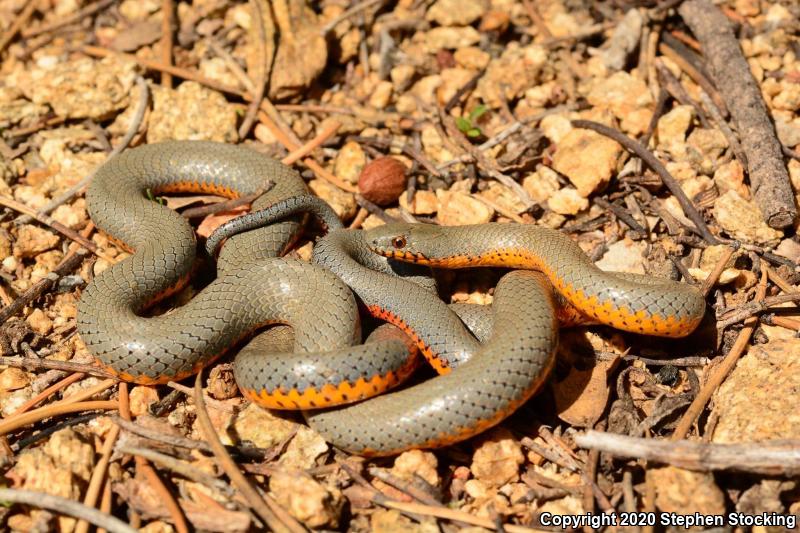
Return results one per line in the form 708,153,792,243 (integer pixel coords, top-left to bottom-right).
392,236,407,249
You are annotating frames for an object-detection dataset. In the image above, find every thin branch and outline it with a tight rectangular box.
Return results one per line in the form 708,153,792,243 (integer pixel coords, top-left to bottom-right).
0,0,39,54
0,400,117,436
0,355,115,379
572,119,718,244
192,373,294,532
575,430,800,475
0,489,136,533
238,0,271,139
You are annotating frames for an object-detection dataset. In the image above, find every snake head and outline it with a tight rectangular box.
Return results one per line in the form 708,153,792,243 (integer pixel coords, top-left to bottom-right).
365,223,432,263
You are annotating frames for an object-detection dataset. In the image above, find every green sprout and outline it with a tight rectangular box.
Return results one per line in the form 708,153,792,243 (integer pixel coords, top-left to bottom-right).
456,104,488,138
145,188,166,205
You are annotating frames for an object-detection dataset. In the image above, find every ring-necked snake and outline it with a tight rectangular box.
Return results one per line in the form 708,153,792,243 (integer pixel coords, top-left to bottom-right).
77,140,706,456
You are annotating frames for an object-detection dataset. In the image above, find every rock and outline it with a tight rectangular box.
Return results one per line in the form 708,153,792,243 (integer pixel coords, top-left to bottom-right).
552,128,622,197
13,57,137,120
686,128,728,174
522,166,561,203
308,179,357,220
369,80,393,109
270,470,343,529
129,386,159,417
775,118,800,147
713,190,782,245
547,187,588,215
713,160,749,198
426,0,487,26
51,203,86,229
148,82,238,143
399,190,438,215
423,26,481,52
601,8,643,71
207,364,238,400
420,123,455,163
410,75,443,107
14,225,59,258
477,43,547,107
478,183,526,215
657,105,694,148
0,368,29,392
436,67,478,106
436,190,493,225
453,47,491,70
650,466,725,515
586,71,653,135
334,141,367,186
539,114,573,144
470,428,524,487
26,309,53,336
712,338,800,443
390,65,416,92
391,450,440,487
772,80,800,111
595,238,647,274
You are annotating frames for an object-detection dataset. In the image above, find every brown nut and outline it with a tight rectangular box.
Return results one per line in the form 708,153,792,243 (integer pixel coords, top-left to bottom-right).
357,156,408,206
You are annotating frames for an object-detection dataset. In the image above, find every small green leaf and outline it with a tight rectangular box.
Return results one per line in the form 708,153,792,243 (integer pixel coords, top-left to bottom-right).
455,116,472,133
467,127,482,138
469,104,488,121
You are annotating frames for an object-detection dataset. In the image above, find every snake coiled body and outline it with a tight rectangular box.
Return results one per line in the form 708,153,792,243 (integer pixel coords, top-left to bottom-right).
78,140,705,456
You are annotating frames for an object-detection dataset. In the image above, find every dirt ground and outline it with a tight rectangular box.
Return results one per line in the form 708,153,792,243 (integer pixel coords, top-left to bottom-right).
0,0,799,531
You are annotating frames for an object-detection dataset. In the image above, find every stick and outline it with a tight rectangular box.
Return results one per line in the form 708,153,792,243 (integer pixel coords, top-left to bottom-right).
0,249,89,325
575,430,800,475
572,119,718,244
192,373,295,533
0,0,39,54
679,0,797,229
0,489,136,533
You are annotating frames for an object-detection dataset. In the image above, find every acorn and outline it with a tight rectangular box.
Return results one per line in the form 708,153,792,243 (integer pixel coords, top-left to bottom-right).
357,156,408,206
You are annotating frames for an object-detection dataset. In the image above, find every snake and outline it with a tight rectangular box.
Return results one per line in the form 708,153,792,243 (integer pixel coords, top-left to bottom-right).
78,140,706,456
76,141,419,409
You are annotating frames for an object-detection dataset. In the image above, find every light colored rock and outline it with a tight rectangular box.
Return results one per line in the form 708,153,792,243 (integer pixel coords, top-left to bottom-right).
651,466,725,515
539,114,573,144
308,179,357,221
389,64,416,92
423,26,481,51
775,118,800,147
470,428,524,487
548,187,588,215
148,82,238,143
657,105,694,147
26,308,53,335
391,450,440,487
270,470,343,529
427,0,487,26
0,368,29,391
436,68,478,106
410,75,443,107
129,386,159,417
420,122,455,163
478,182,526,215
522,166,561,203
368,80,393,109
333,141,367,186
595,238,647,274
713,190,782,245
12,57,137,119
453,46,491,70
686,128,728,174
772,80,800,111
14,225,59,258
477,43,547,107
714,160,749,198
601,8,643,71
436,190,493,225
586,71,653,135
399,189,438,215
552,128,622,197
712,338,800,443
